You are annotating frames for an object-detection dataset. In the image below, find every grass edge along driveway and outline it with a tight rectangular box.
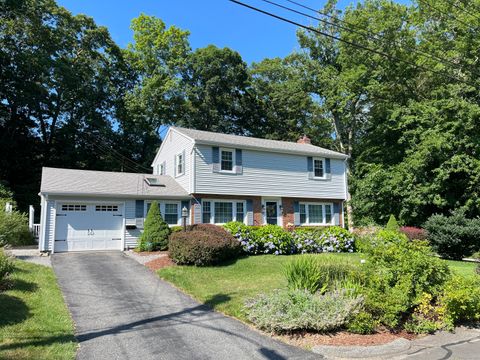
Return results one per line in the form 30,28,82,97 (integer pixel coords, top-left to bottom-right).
0,260,77,360
158,253,478,322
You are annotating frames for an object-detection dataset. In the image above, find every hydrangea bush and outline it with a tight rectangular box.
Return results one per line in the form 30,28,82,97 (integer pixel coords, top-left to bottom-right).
224,222,355,255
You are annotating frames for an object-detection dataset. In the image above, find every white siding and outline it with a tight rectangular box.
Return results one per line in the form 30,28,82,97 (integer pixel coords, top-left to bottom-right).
194,145,346,199
44,200,55,252
152,130,193,192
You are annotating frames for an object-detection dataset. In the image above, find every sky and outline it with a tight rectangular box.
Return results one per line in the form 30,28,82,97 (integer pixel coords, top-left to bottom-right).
55,0,386,64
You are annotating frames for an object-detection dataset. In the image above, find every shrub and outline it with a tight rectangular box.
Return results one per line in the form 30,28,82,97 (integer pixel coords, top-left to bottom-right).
0,210,34,247
424,209,480,260
400,226,427,241
439,275,480,328
361,230,451,328
253,225,294,255
169,227,241,266
347,312,377,334
385,215,400,232
137,201,171,251
292,226,355,254
0,248,14,284
245,289,363,333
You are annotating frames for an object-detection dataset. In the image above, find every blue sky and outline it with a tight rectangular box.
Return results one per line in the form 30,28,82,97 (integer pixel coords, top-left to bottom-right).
55,0,398,64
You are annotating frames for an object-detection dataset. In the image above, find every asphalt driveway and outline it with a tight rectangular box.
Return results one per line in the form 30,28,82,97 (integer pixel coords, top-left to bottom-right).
52,252,319,360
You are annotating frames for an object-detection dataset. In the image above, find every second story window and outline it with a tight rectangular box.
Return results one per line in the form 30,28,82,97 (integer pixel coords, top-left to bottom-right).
176,153,184,176
313,158,325,178
221,149,234,172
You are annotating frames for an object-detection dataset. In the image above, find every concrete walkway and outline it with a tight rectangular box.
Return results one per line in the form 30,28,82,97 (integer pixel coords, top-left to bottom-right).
52,252,319,360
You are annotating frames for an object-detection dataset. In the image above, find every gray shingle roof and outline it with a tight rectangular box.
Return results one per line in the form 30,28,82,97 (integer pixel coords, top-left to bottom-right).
40,167,190,198
172,126,348,159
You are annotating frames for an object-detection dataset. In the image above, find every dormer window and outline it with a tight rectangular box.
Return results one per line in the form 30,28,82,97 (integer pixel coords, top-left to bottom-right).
313,158,325,178
220,148,234,172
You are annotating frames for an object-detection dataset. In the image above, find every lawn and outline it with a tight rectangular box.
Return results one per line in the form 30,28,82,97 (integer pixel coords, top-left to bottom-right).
0,260,77,360
158,253,478,321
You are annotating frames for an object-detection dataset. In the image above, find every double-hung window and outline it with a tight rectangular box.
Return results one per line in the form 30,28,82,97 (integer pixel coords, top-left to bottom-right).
176,153,184,176
202,201,211,223
164,203,179,225
299,203,334,225
220,148,234,172
158,161,165,175
202,200,246,224
313,158,325,178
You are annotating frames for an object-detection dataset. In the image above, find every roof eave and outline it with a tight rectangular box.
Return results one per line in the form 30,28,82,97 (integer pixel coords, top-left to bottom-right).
193,140,349,159
39,191,191,200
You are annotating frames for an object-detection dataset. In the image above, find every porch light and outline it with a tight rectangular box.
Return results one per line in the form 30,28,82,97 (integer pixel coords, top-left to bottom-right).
182,206,188,231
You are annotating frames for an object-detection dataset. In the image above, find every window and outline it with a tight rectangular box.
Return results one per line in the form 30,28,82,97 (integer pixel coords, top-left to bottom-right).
158,162,165,175
325,204,332,224
220,149,234,171
236,202,244,222
299,204,307,224
176,153,184,176
95,205,118,212
299,203,333,225
314,158,325,178
61,204,86,212
214,202,233,224
164,203,178,225
308,204,323,223
202,201,211,224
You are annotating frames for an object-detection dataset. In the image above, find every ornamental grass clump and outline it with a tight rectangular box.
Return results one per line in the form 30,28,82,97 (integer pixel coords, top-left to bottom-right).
245,289,363,333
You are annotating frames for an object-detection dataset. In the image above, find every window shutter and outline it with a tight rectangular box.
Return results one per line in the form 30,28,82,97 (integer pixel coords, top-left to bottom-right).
182,150,186,174
307,157,313,179
174,154,177,176
192,198,202,224
325,158,332,179
333,202,341,226
212,147,220,172
235,149,243,174
246,199,254,225
293,201,300,225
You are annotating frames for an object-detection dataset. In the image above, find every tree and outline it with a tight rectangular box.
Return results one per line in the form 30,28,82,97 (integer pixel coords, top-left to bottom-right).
138,201,171,251
180,45,258,134
250,56,333,145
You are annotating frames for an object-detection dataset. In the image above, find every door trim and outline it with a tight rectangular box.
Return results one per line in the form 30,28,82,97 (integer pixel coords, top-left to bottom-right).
261,197,282,227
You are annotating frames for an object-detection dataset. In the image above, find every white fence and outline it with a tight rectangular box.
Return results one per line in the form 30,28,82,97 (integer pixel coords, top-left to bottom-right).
32,224,41,240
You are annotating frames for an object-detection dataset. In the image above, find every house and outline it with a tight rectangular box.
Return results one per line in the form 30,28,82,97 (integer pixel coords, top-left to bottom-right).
38,127,348,253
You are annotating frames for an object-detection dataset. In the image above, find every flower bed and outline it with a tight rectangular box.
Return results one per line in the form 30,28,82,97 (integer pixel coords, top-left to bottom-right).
224,222,355,255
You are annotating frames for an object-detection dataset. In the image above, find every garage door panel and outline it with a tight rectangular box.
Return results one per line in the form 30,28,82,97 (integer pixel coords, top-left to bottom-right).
54,203,124,252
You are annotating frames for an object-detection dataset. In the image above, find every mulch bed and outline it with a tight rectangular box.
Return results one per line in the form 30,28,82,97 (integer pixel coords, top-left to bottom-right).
134,250,169,256
144,255,176,271
275,329,417,347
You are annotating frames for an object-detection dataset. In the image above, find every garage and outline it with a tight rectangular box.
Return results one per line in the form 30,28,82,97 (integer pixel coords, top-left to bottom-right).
54,203,124,252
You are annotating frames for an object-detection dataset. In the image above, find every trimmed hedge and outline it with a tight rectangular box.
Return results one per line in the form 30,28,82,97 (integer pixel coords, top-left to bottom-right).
137,201,171,251
169,225,241,266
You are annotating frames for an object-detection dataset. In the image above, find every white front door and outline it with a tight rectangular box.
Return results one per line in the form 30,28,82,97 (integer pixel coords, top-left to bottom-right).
262,198,283,226
55,203,124,252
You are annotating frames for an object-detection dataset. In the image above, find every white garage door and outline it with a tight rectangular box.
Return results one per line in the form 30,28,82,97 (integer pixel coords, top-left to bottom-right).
54,203,123,252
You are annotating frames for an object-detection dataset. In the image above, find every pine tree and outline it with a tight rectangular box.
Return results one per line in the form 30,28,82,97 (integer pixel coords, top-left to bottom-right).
385,215,400,232
138,201,171,251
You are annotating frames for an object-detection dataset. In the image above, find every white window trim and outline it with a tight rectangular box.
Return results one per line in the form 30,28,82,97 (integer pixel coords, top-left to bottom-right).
145,201,182,227
313,157,326,179
202,199,246,225
299,202,334,225
176,153,184,177
220,148,235,173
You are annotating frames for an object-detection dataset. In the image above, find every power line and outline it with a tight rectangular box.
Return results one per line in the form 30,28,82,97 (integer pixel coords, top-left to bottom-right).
229,0,477,89
442,0,480,22
91,142,145,173
259,0,469,76
417,0,471,27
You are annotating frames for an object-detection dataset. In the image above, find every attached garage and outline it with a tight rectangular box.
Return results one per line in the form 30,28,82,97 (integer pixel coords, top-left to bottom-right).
38,167,191,253
54,203,124,252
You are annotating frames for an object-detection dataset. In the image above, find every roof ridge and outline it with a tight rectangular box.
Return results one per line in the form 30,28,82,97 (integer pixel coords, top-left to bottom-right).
42,167,167,177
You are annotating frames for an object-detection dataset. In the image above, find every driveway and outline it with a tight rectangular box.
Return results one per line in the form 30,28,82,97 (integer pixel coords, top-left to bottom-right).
52,252,319,360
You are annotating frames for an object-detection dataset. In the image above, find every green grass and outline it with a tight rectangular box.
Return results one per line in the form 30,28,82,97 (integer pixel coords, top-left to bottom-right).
158,253,478,321
158,253,361,321
0,260,77,360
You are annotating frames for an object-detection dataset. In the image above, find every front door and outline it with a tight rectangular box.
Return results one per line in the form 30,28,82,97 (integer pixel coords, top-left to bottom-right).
265,201,278,225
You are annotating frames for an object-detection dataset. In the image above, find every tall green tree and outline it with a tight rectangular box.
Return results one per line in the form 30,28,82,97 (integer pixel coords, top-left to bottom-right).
180,45,258,134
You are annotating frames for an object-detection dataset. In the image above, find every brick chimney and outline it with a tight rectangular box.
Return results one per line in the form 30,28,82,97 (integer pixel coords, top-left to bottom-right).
297,135,311,144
